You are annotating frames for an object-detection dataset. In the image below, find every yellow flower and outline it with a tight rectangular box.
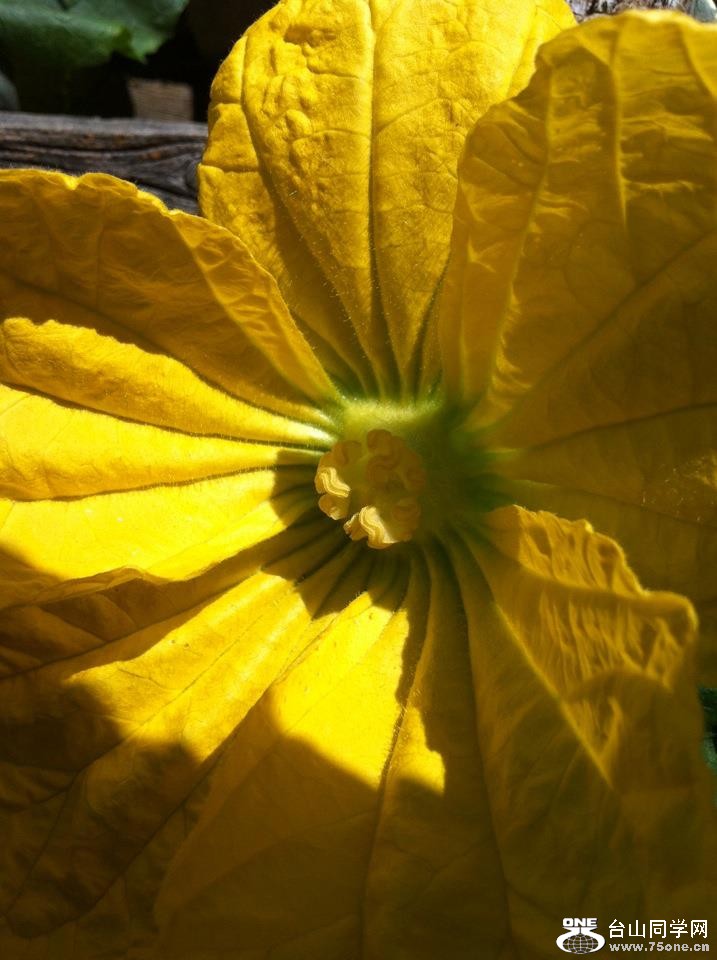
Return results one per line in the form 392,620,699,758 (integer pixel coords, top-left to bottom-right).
1,1,716,957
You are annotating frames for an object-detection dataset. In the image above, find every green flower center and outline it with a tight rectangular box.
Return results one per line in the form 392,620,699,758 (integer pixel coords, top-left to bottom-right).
316,399,508,548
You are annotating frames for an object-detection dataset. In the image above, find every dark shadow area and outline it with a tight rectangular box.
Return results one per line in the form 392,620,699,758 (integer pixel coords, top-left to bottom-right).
0,671,380,953
4,443,714,957
0,414,480,950
3,490,715,956
0,500,458,957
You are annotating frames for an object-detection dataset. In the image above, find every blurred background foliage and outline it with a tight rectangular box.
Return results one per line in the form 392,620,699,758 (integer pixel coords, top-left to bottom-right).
0,0,275,116
0,0,714,118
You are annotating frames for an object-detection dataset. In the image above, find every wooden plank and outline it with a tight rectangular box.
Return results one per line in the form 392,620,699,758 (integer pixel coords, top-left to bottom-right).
0,112,206,213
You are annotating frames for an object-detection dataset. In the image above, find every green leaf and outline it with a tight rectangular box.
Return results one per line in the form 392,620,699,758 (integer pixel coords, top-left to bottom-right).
0,66,17,108
0,0,189,71
72,0,191,60
701,687,717,779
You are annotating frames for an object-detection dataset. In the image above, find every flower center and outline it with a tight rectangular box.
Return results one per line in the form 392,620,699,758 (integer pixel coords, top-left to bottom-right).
314,429,426,549
315,398,512,550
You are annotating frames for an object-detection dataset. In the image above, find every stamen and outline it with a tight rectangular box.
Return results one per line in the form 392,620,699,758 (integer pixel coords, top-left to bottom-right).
315,429,426,549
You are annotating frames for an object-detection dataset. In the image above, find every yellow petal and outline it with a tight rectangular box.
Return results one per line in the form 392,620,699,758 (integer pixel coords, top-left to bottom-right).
0,519,353,943
0,383,319,501
440,12,717,673
155,549,419,957
0,169,342,609
453,506,716,944
3,513,713,955
0,467,317,609
0,379,318,605
359,547,512,956
0,169,337,424
149,510,716,956
0,313,316,443
200,0,573,394
495,478,717,684
441,11,717,416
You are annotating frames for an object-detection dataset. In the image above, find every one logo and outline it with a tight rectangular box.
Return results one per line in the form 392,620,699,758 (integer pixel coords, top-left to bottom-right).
557,918,606,955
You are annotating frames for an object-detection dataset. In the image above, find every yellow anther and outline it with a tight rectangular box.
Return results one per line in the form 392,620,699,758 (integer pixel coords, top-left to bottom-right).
315,429,426,549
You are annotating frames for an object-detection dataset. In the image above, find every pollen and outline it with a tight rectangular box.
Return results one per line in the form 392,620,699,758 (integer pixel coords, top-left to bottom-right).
314,429,427,549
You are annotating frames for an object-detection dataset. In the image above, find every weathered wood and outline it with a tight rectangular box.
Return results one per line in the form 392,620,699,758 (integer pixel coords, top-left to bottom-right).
0,112,206,213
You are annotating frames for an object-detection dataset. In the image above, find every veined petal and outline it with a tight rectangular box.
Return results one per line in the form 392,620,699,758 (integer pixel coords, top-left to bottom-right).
441,12,717,415
440,13,717,670
200,0,573,395
360,546,512,956
0,169,337,423
0,313,319,444
0,467,316,609
0,520,354,943
451,506,717,948
125,507,717,959
496,478,717,684
0,169,342,610
155,551,422,957
0,384,318,501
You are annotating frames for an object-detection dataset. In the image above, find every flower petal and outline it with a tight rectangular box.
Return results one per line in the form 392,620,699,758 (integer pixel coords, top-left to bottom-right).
0,169,337,422
440,13,717,670
155,548,421,957
453,506,716,946
358,547,513,956
151,513,714,957
0,313,318,444
0,374,318,604
200,0,573,394
495,453,717,683
0,169,341,608
0,518,353,944
0,467,318,609
441,12,717,413
0,384,319,501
